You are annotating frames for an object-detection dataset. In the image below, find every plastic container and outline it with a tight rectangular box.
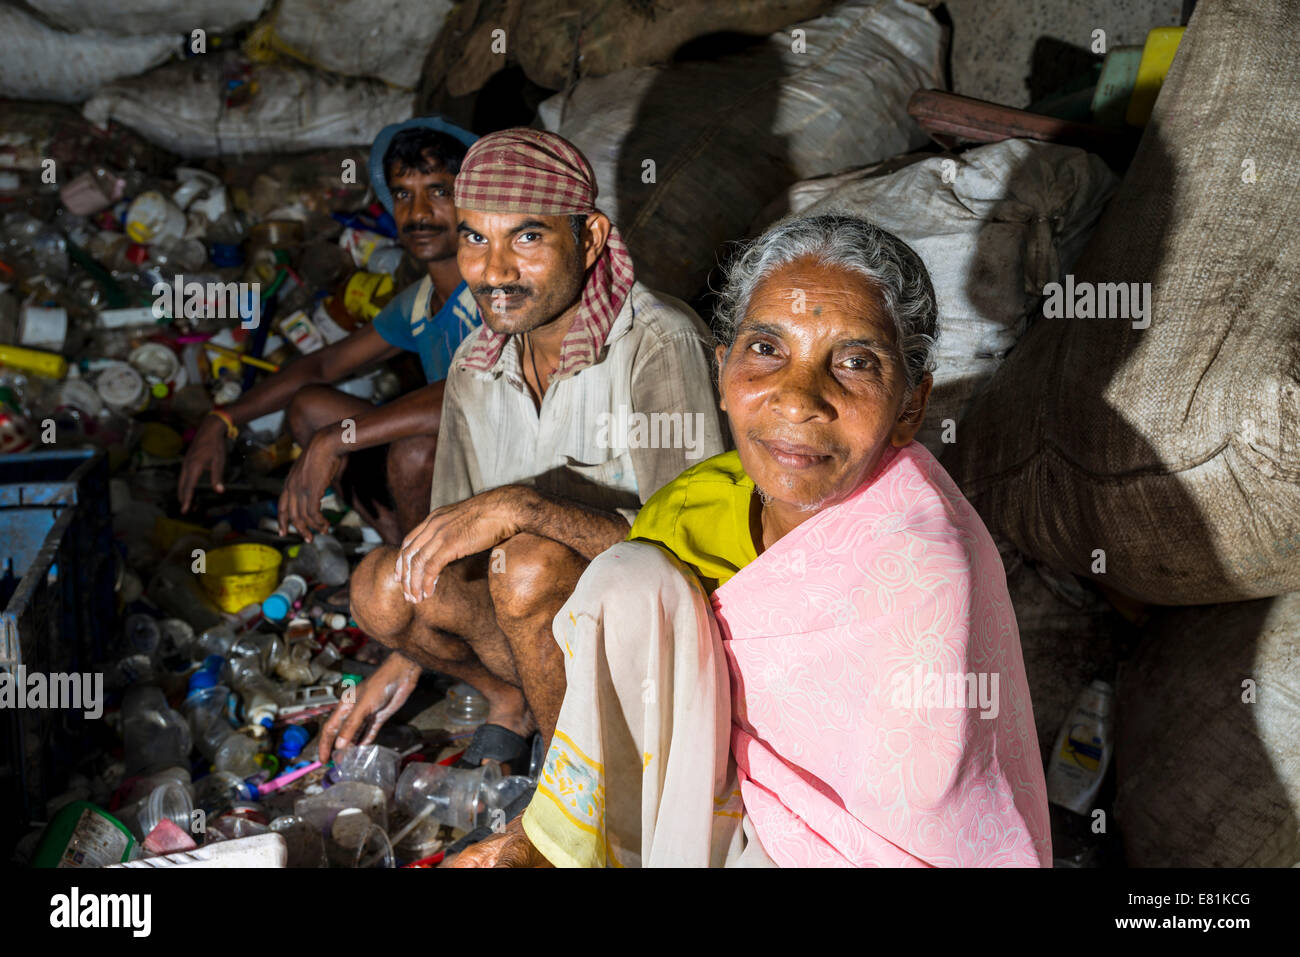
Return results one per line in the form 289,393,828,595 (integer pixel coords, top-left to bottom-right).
137,779,194,841
225,656,284,728
261,573,307,622
108,832,287,868
17,303,68,351
194,769,256,816
125,190,187,244
269,815,327,868
342,271,395,321
195,624,237,660
0,343,68,379
395,762,501,833
295,781,388,834
332,744,400,800
33,801,134,868
183,684,234,760
95,361,148,413
442,682,490,730
285,534,349,586
1046,680,1114,815
201,543,283,613
214,732,263,779
121,684,192,775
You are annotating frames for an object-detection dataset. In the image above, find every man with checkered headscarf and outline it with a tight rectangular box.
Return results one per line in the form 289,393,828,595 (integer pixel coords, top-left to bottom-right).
322,129,726,782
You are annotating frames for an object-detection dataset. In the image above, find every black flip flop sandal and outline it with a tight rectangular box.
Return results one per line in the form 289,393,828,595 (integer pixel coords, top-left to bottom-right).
454,723,533,771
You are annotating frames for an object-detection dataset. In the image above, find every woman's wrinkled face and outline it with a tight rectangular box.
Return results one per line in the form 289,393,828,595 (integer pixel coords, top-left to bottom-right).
717,256,930,521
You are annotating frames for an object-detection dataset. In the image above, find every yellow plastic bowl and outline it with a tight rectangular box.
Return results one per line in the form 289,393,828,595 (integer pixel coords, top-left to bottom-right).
201,543,283,613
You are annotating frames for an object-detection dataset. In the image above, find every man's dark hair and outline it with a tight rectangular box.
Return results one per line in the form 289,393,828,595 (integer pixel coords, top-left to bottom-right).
569,214,587,248
383,128,470,185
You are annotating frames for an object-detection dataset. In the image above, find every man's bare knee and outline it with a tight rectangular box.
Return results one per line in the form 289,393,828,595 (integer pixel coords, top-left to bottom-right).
350,545,410,642
489,533,584,624
386,434,436,487
285,384,335,446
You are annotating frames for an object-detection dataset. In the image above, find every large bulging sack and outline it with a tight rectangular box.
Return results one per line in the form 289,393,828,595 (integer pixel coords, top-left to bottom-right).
429,0,839,97
0,5,177,104
1115,591,1300,867
941,0,1300,604
758,139,1117,456
83,54,415,158
537,0,945,301
27,0,266,36
253,0,454,90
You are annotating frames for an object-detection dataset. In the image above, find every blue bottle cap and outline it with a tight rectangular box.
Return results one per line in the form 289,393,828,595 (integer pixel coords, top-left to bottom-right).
188,670,218,692
279,725,309,760
202,654,225,673
262,593,290,621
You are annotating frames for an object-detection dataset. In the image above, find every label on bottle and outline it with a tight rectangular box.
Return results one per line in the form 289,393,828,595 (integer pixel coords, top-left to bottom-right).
57,808,130,868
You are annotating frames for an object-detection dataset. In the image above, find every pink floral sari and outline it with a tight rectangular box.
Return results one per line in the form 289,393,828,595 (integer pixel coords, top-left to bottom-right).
712,442,1051,867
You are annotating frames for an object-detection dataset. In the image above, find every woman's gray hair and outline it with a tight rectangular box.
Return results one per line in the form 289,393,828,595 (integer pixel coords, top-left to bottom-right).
714,213,938,391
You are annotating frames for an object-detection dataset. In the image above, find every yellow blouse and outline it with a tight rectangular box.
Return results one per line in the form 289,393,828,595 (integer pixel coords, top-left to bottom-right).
627,450,759,594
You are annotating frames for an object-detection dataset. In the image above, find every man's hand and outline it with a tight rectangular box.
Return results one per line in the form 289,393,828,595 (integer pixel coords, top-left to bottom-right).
443,814,552,867
278,429,346,541
317,651,422,762
396,486,526,603
178,415,230,513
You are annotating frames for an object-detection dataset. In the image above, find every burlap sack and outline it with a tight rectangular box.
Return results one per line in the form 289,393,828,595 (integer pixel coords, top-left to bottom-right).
942,0,1300,604
1115,591,1300,867
538,0,945,301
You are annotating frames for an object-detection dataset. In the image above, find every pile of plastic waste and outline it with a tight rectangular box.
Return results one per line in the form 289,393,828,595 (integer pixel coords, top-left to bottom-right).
22,521,536,868
0,131,534,869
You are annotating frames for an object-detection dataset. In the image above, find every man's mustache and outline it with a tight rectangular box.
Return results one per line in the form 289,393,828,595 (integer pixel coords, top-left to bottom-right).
403,222,445,235
474,285,532,298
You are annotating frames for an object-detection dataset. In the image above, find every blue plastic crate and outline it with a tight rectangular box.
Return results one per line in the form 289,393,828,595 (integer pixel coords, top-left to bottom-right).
0,448,114,850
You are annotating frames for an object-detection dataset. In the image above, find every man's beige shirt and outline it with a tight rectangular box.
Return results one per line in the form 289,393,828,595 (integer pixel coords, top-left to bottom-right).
429,281,728,526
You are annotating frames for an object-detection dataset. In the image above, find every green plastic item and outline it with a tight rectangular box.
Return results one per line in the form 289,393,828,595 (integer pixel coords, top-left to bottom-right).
32,801,135,868
1091,46,1144,128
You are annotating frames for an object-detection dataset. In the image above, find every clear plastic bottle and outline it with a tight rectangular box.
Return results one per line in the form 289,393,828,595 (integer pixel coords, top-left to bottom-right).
224,656,285,728
213,732,263,780
394,761,502,832
121,685,192,776
285,534,348,587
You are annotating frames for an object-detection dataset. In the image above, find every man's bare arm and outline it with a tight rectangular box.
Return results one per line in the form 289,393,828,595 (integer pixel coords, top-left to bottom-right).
506,485,631,560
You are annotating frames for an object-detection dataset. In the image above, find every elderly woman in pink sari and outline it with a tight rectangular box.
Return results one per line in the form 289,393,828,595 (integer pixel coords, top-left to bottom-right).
452,214,1051,868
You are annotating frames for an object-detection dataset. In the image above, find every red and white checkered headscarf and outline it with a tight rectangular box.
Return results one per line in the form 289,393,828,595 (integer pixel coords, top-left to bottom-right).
453,128,635,377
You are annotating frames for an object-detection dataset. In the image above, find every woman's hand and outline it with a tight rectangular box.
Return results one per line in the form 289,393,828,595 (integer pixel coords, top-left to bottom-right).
278,430,346,541
444,814,552,867
317,651,422,762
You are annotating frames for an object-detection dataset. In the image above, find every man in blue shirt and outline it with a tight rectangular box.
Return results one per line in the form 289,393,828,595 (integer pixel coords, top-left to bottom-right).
179,118,481,544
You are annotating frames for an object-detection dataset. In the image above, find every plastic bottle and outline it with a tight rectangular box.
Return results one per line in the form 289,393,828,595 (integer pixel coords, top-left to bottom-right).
213,731,263,780
1046,680,1114,814
195,624,237,661
33,802,135,868
394,761,502,832
184,686,228,754
121,685,192,775
261,573,307,622
224,656,284,728
309,642,342,682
